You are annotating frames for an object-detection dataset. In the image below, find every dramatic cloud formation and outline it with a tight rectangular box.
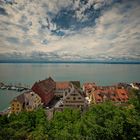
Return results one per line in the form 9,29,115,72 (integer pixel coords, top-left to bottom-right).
0,0,140,61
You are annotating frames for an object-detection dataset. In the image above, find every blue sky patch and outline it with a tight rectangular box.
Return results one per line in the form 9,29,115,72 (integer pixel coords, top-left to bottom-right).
0,7,8,16
6,37,19,44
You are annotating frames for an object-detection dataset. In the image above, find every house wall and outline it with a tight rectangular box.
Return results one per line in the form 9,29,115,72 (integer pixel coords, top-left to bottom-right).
54,89,65,97
11,100,22,113
63,90,86,107
26,106,34,112
29,92,42,109
34,94,42,107
55,89,70,97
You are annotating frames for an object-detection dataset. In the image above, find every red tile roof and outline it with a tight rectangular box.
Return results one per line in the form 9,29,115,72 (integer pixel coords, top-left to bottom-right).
93,87,128,104
116,89,128,102
56,82,70,89
83,83,97,91
32,77,55,105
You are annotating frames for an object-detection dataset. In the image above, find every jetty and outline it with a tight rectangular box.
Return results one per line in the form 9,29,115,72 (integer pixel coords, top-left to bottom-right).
0,82,30,92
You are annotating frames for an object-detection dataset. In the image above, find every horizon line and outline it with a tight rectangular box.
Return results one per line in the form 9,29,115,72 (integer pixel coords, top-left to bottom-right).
0,60,140,64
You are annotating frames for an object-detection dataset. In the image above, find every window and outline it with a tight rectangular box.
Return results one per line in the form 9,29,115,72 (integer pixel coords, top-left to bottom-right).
117,98,121,101
73,97,76,100
88,90,92,93
111,93,116,96
78,97,81,100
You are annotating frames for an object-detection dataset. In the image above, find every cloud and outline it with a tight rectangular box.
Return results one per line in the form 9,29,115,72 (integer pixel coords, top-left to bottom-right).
0,0,140,61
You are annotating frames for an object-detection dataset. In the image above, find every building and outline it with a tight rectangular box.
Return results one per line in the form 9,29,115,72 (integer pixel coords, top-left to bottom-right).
11,94,24,113
83,83,97,103
32,77,56,105
24,91,42,111
130,83,140,90
116,83,132,90
11,91,41,113
91,88,129,104
83,83,97,93
55,81,71,97
70,81,81,88
62,84,87,108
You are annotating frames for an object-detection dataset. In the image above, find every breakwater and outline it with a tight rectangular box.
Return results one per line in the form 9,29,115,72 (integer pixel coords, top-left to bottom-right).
0,82,30,92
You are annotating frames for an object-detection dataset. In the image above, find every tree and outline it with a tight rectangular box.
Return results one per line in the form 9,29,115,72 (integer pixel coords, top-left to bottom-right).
0,101,140,140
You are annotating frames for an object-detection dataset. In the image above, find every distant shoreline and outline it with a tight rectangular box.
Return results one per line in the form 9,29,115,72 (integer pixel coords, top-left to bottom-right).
0,61,140,64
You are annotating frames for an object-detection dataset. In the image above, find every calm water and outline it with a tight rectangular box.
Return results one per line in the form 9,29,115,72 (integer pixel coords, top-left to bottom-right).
0,63,140,111
0,89,21,111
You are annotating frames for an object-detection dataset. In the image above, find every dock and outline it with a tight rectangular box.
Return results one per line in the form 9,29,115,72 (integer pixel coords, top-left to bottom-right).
0,82,30,92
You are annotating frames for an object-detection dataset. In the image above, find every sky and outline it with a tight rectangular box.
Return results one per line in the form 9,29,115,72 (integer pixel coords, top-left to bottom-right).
0,0,140,62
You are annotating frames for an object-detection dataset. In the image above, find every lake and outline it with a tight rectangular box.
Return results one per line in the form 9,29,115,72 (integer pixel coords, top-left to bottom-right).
0,63,140,111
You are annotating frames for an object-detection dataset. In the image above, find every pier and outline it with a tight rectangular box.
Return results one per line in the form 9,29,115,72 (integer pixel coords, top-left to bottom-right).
0,82,30,92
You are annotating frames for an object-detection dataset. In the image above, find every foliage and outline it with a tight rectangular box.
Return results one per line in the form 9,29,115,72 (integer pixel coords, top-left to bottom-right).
0,100,140,140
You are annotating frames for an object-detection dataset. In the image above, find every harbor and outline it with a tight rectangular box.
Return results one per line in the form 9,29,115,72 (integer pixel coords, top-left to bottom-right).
0,82,30,92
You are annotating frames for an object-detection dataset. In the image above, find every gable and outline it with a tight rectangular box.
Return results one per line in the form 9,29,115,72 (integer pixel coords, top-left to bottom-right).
64,88,85,102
